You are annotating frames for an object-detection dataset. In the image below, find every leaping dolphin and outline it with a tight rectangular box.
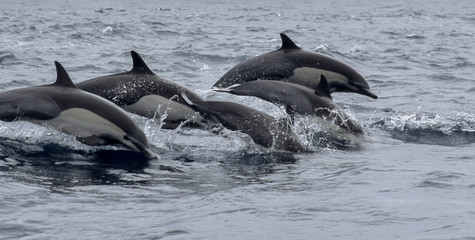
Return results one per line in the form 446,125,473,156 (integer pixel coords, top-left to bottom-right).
181,93,307,153
214,75,363,134
77,51,204,129
0,61,155,158
213,33,377,99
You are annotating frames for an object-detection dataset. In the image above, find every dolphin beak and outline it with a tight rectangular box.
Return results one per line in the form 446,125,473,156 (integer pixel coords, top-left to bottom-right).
137,146,158,159
123,135,158,159
359,87,378,99
350,82,378,99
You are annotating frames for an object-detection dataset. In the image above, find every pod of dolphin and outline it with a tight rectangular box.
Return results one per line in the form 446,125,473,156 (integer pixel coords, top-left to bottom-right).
0,33,377,158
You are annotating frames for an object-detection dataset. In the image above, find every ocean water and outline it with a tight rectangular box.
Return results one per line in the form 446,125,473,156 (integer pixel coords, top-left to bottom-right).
1,0,475,239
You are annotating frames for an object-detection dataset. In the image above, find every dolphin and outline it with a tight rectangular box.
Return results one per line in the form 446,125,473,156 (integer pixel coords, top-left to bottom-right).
214,75,363,134
0,61,156,158
213,33,377,99
77,51,204,129
181,93,307,153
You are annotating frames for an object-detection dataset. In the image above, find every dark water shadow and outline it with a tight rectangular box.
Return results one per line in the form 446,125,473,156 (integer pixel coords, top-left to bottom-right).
217,151,299,178
223,151,298,165
166,144,300,181
0,137,152,186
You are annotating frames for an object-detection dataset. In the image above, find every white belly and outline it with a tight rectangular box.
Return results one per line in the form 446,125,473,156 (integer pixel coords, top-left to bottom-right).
42,108,125,137
123,95,202,122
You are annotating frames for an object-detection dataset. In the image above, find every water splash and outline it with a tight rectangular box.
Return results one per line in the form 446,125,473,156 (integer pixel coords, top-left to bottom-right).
371,111,475,145
102,26,114,35
292,114,365,151
0,121,83,147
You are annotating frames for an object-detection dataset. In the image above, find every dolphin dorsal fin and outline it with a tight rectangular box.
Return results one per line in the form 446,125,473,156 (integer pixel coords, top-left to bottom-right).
53,61,77,88
280,33,300,50
130,51,154,74
316,75,332,99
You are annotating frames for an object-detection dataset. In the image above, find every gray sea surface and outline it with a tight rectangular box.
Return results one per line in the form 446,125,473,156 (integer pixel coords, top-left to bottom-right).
1,0,475,239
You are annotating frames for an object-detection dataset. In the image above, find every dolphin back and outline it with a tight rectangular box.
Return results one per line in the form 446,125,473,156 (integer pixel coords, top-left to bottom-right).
78,51,203,107
213,51,296,88
0,88,61,122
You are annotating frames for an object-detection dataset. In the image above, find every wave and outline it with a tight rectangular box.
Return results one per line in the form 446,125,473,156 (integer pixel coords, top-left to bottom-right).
371,111,475,146
172,48,235,65
0,51,18,65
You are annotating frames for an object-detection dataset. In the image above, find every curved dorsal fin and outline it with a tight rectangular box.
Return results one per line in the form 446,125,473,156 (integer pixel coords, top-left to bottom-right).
279,33,300,50
53,61,77,88
130,51,154,74
315,74,332,99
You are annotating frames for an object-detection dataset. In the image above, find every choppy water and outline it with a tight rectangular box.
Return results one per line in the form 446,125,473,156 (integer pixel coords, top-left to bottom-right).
1,0,475,239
